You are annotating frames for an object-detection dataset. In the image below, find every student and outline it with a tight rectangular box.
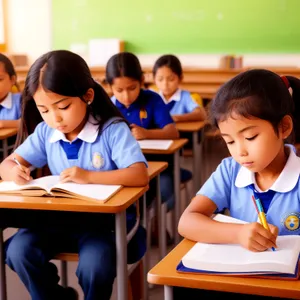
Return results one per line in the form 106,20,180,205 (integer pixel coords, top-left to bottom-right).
106,52,186,215
0,53,21,128
177,69,300,299
153,54,206,122
0,50,149,300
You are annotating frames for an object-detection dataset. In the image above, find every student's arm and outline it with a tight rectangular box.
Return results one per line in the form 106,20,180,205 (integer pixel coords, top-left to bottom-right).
130,123,179,140
0,119,21,129
178,195,277,252
172,107,207,122
60,162,148,186
0,152,32,184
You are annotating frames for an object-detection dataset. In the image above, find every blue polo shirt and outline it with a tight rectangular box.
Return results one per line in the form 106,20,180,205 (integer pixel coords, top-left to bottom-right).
111,89,174,129
197,145,300,235
159,89,199,115
0,93,22,120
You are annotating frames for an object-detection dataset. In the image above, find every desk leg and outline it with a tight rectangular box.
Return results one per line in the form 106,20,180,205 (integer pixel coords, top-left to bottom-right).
156,175,166,258
0,229,7,300
2,140,8,159
115,211,128,300
174,151,181,245
164,286,173,300
192,131,199,195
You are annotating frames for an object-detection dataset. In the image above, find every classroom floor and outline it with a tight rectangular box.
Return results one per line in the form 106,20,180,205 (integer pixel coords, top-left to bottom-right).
3,136,229,300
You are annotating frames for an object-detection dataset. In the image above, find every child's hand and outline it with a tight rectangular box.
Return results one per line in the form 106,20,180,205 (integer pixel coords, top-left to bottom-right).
60,167,89,184
237,222,278,252
130,124,148,140
11,164,32,185
172,115,180,122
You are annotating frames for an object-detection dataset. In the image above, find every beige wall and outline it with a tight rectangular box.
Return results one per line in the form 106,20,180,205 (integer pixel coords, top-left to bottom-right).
5,0,52,64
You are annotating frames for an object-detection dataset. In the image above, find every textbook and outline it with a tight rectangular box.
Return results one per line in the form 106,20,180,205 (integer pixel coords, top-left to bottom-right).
177,214,300,280
138,139,173,150
0,175,122,203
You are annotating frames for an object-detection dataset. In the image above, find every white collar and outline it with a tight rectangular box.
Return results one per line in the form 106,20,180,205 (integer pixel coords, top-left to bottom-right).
1,93,12,109
49,115,99,143
160,89,181,104
235,145,300,193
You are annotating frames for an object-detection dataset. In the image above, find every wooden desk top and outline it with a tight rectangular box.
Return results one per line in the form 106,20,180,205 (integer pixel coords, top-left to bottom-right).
0,128,18,140
176,121,206,132
0,162,168,214
148,239,300,299
141,139,188,155
148,161,168,180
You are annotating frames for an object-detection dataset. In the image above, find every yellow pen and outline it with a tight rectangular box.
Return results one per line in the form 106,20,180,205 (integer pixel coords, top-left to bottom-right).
255,197,275,251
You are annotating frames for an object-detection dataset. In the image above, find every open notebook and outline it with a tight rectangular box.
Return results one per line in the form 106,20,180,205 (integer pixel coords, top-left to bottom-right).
138,139,173,150
177,214,300,280
0,175,122,203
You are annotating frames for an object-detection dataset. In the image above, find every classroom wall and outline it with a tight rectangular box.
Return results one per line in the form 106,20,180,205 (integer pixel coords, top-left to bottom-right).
4,0,300,67
5,0,52,64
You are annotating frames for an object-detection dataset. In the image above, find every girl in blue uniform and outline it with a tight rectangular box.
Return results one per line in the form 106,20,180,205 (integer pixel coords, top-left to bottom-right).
0,50,149,300
0,53,21,128
177,69,300,299
153,54,206,122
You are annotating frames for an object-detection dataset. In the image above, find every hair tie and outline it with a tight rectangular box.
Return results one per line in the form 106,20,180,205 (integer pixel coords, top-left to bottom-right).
281,76,290,89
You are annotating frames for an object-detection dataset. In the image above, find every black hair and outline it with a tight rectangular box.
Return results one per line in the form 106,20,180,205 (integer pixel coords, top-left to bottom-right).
16,50,126,148
152,54,183,78
105,52,143,84
210,69,300,143
0,53,17,78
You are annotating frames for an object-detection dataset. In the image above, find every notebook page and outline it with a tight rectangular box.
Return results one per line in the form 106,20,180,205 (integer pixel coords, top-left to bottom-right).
0,175,60,193
52,182,122,202
138,140,173,150
182,235,300,274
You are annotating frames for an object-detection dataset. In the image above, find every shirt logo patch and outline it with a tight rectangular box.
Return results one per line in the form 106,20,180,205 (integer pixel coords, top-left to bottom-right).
92,152,104,169
282,213,300,231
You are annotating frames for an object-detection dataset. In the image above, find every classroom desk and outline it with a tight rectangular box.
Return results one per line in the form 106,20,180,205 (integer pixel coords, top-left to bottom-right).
0,185,148,300
148,239,300,300
175,122,206,194
142,139,188,245
0,128,18,158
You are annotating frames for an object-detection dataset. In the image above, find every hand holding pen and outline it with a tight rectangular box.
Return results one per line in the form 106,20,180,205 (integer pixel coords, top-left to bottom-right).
12,157,32,185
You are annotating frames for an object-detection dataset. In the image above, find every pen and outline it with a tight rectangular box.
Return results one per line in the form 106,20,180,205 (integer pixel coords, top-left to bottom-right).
251,195,263,224
254,196,276,251
13,157,24,171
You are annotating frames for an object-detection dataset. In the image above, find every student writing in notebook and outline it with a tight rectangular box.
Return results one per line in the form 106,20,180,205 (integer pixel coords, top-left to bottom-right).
107,52,185,217
0,53,22,128
0,50,149,300
177,69,300,299
153,54,206,122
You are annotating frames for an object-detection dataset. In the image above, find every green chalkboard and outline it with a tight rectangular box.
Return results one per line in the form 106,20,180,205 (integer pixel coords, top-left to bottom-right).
52,0,300,54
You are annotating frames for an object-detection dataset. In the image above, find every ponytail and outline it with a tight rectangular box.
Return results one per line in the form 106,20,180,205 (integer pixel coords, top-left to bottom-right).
285,76,300,144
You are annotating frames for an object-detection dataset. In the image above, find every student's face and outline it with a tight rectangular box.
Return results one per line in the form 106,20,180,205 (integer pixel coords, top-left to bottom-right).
154,66,181,99
218,115,287,173
0,63,16,102
34,86,94,141
110,77,141,108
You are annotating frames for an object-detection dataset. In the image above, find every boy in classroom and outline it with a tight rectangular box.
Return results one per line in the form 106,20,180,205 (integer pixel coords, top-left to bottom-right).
0,53,22,128
153,54,207,122
0,50,149,300
176,69,300,299
106,52,192,242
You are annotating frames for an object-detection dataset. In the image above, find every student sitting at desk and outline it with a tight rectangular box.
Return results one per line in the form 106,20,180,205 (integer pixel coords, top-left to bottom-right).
0,54,21,128
107,52,191,241
153,54,206,122
0,50,149,300
177,69,300,299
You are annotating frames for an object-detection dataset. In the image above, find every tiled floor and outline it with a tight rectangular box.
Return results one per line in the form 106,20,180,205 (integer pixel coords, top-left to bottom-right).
3,137,228,299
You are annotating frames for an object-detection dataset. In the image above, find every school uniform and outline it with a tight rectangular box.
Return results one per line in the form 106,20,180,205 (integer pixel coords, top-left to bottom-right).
5,116,148,300
112,89,191,211
159,89,199,115
0,92,22,120
198,144,300,233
